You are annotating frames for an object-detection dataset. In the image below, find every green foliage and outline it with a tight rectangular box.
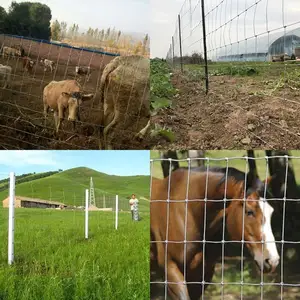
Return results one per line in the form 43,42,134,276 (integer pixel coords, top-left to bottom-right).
1,1,51,40
51,19,61,41
0,171,60,192
0,208,149,300
210,65,259,76
150,58,177,111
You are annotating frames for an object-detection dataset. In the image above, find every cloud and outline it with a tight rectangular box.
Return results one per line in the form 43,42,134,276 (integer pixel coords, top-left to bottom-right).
0,151,58,167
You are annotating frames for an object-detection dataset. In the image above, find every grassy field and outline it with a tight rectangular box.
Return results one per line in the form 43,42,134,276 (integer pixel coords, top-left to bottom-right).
150,150,300,182
0,167,150,212
0,208,149,300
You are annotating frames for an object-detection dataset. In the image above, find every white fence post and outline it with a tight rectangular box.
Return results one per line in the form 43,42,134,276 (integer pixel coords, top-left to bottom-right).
85,189,89,239
115,195,119,230
8,172,15,265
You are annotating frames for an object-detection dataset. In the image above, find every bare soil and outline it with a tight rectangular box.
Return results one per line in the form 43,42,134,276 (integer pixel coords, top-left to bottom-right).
153,71,300,150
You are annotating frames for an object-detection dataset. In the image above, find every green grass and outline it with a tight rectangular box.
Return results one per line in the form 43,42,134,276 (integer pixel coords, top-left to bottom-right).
0,208,149,300
0,167,150,212
150,150,300,183
183,60,300,82
150,58,176,111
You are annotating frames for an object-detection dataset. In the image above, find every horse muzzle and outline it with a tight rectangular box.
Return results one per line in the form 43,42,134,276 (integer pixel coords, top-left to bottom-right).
255,257,279,273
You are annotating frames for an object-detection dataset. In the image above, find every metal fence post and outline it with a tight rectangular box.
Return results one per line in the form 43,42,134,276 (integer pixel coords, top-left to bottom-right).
115,195,119,230
172,36,175,67
201,0,209,94
178,14,183,73
85,189,89,239
8,172,15,265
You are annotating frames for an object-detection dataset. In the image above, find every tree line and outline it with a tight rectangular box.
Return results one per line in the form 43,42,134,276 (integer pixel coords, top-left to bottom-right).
0,170,62,192
0,1,150,55
0,1,52,40
51,20,149,55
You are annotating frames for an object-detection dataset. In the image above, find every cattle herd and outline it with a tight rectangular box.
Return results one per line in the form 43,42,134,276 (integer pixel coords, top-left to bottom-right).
0,44,150,149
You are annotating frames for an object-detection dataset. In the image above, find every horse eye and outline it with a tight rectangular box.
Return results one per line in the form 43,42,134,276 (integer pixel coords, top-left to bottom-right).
247,210,255,217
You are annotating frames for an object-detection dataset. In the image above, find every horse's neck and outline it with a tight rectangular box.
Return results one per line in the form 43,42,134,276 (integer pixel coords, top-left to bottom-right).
205,201,229,240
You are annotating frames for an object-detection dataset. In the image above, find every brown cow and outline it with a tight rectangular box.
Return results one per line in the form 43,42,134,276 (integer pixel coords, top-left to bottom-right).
150,167,279,300
22,57,35,73
43,80,94,133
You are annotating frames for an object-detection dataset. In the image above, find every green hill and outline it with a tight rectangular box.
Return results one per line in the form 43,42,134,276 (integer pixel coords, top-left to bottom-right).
0,167,150,211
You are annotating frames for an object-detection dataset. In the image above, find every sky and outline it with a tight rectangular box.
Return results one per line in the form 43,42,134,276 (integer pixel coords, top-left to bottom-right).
151,0,183,58
0,150,150,179
151,0,300,58
1,0,149,35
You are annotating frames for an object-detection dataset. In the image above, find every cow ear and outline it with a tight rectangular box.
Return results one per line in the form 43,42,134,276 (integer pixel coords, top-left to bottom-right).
82,93,94,101
62,92,70,97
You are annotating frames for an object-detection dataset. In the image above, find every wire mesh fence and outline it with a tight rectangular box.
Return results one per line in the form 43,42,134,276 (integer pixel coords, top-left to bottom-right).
150,151,300,299
161,0,300,149
0,31,150,150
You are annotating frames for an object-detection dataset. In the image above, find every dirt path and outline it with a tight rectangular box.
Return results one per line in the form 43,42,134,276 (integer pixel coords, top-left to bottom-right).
153,72,300,150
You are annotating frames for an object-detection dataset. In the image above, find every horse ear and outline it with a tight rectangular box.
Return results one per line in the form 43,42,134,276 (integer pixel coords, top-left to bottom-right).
257,175,275,196
234,181,246,199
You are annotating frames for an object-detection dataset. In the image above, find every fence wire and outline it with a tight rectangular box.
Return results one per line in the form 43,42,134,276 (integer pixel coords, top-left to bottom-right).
150,154,300,299
0,33,150,150
162,0,300,149
168,0,300,64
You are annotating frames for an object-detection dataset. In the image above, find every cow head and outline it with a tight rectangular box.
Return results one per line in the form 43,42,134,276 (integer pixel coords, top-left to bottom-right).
61,91,94,128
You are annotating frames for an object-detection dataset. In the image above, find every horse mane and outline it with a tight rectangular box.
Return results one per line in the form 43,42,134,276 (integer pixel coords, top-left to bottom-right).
178,166,252,191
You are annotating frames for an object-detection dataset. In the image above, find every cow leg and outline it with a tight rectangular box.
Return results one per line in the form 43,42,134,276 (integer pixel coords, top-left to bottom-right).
43,105,49,128
167,260,191,300
53,111,62,136
103,109,120,150
135,120,150,140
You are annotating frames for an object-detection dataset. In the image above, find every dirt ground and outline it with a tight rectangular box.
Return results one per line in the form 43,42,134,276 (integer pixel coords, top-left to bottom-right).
0,56,152,149
153,70,300,150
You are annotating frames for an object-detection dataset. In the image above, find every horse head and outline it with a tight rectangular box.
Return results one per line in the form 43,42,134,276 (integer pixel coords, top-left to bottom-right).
211,173,280,274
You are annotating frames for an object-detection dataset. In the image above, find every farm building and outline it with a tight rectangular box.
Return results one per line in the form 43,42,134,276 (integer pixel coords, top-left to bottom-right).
2,196,67,209
217,27,300,62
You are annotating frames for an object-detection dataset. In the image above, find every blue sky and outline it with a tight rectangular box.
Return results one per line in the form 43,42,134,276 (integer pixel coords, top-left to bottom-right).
2,0,149,34
0,151,150,179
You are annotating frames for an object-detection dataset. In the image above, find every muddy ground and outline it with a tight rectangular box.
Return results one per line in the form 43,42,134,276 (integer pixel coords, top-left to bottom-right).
153,68,300,150
0,56,153,150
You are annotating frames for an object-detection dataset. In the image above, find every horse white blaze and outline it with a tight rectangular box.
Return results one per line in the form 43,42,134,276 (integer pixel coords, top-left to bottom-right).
257,198,280,270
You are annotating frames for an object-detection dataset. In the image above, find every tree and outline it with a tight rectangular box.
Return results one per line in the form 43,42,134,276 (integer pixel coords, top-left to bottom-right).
105,27,110,40
99,29,105,41
3,2,51,39
142,33,149,54
51,20,61,41
0,6,7,33
60,21,67,40
117,30,121,42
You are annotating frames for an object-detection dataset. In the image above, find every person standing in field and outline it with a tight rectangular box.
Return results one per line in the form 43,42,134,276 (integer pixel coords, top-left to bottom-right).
129,194,139,220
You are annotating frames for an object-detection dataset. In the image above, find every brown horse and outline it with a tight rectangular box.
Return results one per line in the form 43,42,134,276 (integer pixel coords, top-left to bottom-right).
150,167,280,300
